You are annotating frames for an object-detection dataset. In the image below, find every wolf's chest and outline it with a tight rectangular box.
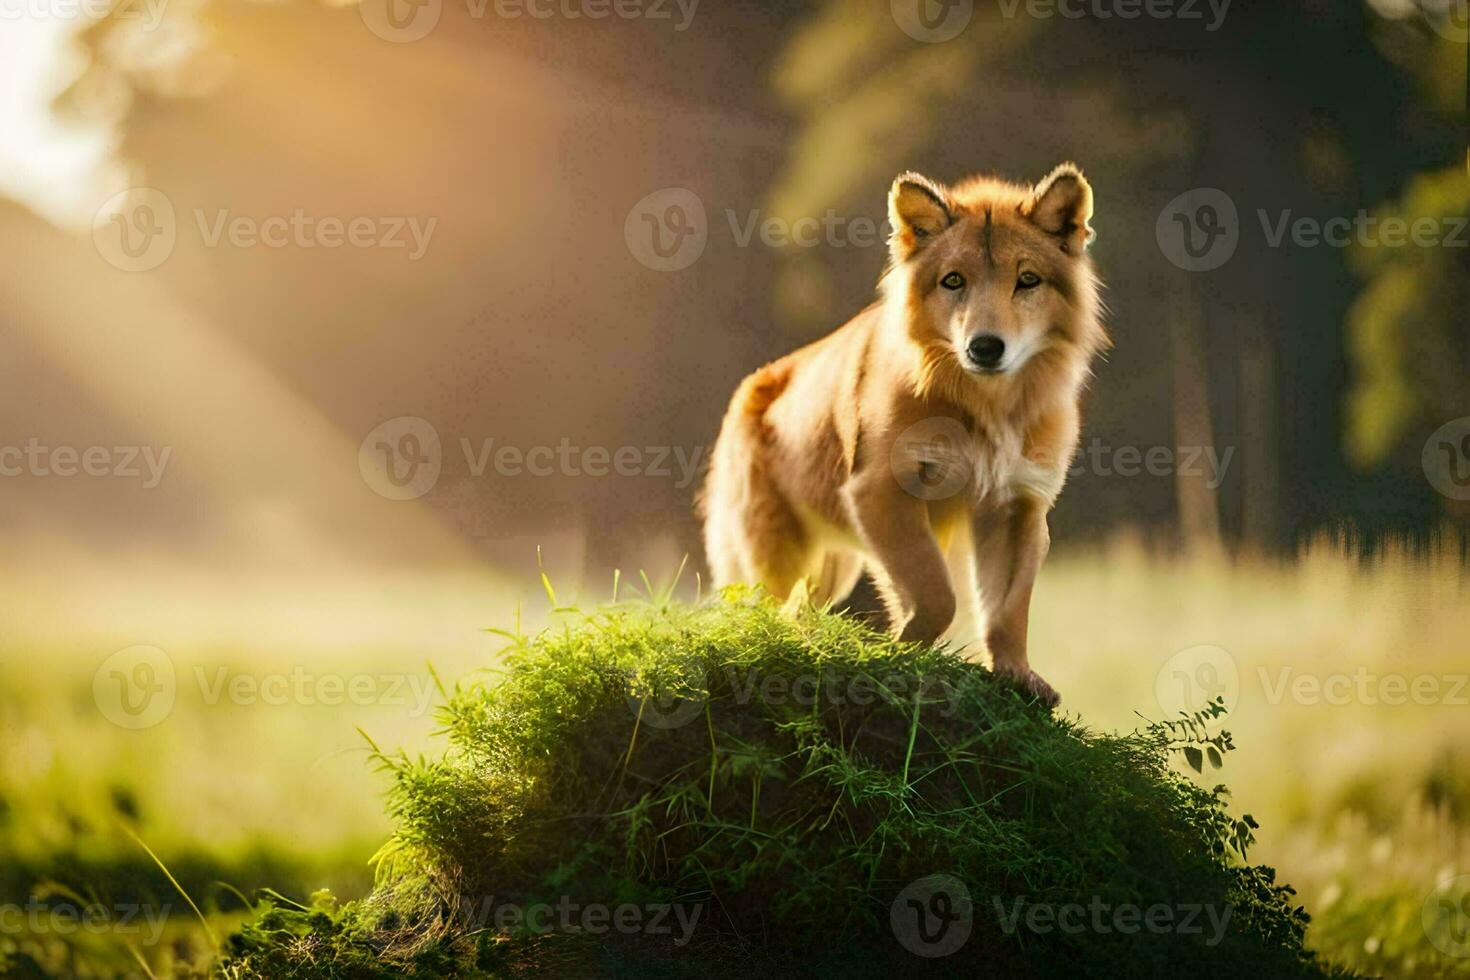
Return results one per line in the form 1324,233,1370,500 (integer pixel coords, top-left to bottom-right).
896,421,1064,507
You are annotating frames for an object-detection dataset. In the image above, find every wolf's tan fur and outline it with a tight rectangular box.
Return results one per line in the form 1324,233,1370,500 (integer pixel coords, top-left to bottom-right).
699,165,1107,705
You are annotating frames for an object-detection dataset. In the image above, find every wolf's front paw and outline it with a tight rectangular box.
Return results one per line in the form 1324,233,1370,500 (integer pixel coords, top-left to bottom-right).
995,664,1061,709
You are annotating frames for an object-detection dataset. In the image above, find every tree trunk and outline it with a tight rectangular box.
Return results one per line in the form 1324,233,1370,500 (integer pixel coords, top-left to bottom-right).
1170,286,1224,557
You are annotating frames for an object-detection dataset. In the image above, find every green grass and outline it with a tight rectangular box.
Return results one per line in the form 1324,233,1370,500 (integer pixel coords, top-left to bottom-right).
0,569,514,977
218,592,1339,978
3,547,1464,976
1031,539,1470,978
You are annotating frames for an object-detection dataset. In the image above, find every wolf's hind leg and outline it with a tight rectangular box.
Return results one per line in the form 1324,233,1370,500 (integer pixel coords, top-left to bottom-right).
706,473,809,601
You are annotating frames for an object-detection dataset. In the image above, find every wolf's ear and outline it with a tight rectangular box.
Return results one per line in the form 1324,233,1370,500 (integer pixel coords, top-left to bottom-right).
888,172,951,260
1025,163,1094,251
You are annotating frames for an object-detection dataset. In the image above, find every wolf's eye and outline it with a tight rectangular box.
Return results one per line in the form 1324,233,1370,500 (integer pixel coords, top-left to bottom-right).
1017,271,1042,289
940,272,965,290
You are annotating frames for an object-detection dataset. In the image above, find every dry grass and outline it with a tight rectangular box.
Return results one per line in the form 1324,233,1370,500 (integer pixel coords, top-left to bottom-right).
1031,535,1470,977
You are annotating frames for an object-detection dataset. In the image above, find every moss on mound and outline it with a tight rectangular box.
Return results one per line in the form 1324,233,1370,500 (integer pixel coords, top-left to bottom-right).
221,594,1339,978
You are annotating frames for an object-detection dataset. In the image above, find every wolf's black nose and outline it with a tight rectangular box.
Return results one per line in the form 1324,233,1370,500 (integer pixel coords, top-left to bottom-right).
967,334,1006,369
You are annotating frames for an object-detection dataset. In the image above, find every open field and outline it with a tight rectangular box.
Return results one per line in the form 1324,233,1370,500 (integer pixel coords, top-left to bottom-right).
1033,539,1470,977
1,541,1466,976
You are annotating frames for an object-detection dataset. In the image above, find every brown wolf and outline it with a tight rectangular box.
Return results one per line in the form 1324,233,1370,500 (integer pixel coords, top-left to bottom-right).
699,165,1106,706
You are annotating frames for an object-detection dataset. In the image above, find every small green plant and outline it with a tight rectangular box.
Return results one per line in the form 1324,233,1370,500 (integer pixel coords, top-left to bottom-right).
219,592,1344,978
1149,696,1260,860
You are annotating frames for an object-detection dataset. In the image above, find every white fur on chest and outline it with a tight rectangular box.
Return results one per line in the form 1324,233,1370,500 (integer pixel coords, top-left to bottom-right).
897,422,1066,509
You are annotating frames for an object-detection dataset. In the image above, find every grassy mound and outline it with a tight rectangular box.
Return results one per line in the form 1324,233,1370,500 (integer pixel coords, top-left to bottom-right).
219,593,1339,978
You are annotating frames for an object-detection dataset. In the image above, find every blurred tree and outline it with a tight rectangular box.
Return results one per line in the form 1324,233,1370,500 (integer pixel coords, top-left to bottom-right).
30,0,1465,567
1343,1,1469,521
1345,165,1470,484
